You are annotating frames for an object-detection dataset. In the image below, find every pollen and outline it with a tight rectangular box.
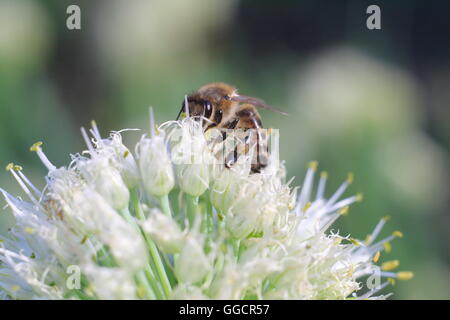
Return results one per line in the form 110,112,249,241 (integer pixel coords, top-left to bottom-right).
303,202,312,212
5,162,14,171
382,260,400,271
392,231,403,238
24,227,35,234
383,241,392,253
320,171,328,179
308,161,318,171
346,172,354,184
355,193,364,202
373,251,380,263
338,206,349,216
387,278,396,286
11,285,20,292
123,150,130,158
30,141,43,152
14,165,23,171
397,271,414,280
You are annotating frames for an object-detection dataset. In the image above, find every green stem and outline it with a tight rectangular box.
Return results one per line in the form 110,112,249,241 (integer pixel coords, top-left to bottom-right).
159,194,172,217
186,194,199,227
204,194,214,235
146,237,172,298
121,208,164,299
129,190,172,298
130,188,146,220
136,270,156,299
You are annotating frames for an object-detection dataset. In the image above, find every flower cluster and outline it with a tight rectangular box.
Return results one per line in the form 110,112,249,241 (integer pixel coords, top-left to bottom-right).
0,112,412,299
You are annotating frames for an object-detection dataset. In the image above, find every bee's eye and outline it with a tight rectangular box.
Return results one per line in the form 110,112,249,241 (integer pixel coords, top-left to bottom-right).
203,101,213,118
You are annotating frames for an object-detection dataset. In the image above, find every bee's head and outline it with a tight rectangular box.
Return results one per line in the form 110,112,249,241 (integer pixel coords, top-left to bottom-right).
176,83,238,121
177,95,213,121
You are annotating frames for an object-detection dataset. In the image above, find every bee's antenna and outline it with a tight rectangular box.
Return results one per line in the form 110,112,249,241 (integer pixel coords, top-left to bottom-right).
176,107,183,121
176,96,190,120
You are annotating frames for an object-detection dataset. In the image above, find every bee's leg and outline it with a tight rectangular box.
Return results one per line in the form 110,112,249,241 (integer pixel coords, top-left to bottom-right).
224,145,239,169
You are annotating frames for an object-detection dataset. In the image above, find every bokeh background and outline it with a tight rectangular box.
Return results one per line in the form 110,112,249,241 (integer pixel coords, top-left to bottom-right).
0,0,448,299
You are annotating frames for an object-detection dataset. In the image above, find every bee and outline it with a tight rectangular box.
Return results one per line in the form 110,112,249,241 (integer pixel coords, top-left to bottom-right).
177,83,286,173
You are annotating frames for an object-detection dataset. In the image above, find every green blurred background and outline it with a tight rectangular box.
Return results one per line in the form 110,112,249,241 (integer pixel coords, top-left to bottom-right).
0,0,448,299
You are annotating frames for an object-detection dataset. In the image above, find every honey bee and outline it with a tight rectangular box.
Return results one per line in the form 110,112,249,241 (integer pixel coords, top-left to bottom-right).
177,83,286,173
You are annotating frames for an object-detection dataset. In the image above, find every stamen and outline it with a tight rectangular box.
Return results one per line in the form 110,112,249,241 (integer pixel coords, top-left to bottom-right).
298,161,317,208
381,260,399,271
328,196,357,212
29,141,43,152
396,271,414,280
320,213,341,232
387,278,396,285
346,172,354,184
308,161,318,171
30,142,56,171
355,192,364,202
17,169,42,198
370,234,396,253
149,107,155,138
80,127,96,156
367,217,388,245
384,242,392,253
326,178,350,207
6,163,38,204
315,171,327,200
373,251,381,263
90,120,102,141
338,206,349,216
302,202,312,213
392,231,403,238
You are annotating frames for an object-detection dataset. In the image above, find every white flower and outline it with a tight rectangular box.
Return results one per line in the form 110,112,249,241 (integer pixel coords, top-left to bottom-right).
174,233,211,284
83,265,137,300
93,124,140,189
137,135,175,198
76,157,130,212
166,117,211,197
0,113,412,300
136,112,175,198
142,209,185,253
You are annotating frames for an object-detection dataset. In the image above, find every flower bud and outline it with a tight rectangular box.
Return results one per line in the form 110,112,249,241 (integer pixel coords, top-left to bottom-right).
137,135,175,197
171,119,210,196
77,157,130,211
102,133,140,189
174,235,210,284
142,209,185,253
72,190,147,271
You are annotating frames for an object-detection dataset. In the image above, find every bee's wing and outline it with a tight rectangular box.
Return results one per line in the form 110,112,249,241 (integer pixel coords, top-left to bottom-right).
229,95,288,115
